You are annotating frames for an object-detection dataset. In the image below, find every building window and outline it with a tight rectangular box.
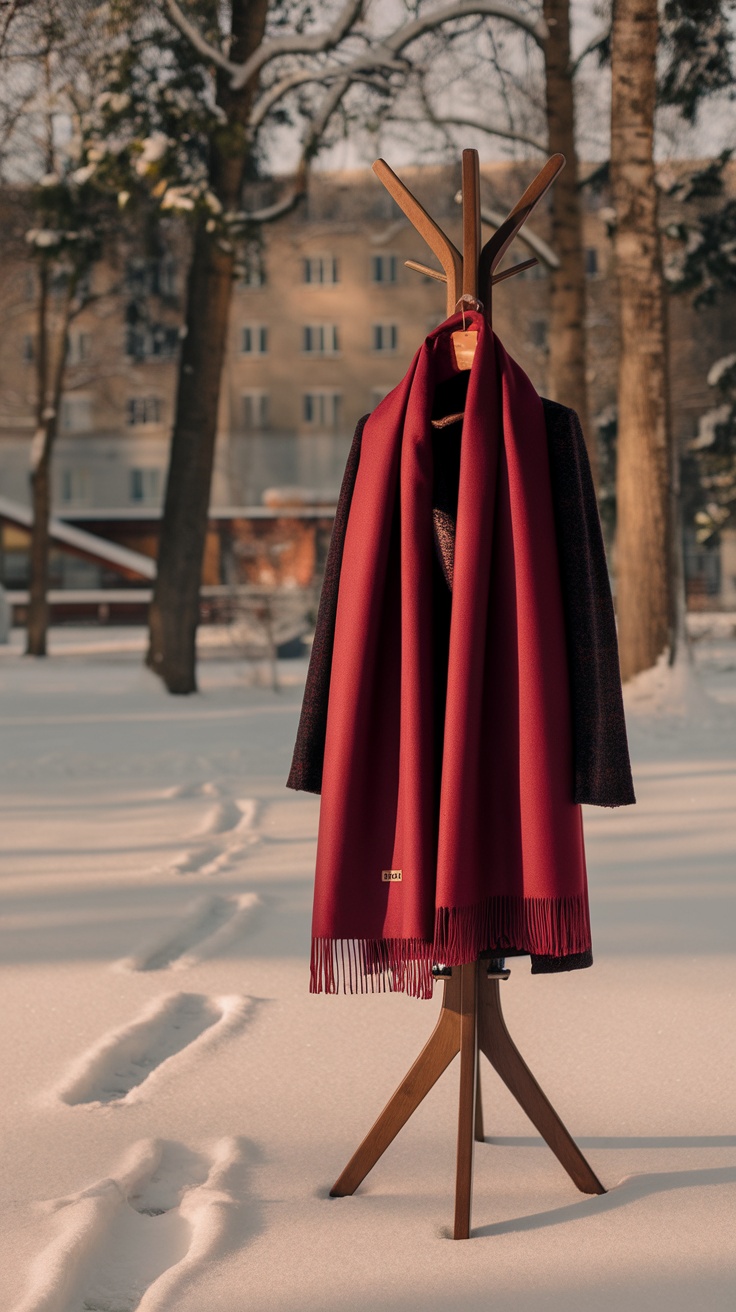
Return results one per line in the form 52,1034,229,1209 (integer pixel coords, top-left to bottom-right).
585,247,599,277
125,324,179,362
125,256,178,298
242,390,269,430
157,257,178,298
66,330,92,365
242,264,265,288
303,391,342,428
149,326,179,359
303,324,339,354
372,323,398,352
371,254,398,284
126,395,162,426
60,395,92,432
241,324,268,355
60,468,91,505
130,468,161,504
241,253,263,287
304,256,339,285
22,333,34,363
241,243,266,287
529,318,548,349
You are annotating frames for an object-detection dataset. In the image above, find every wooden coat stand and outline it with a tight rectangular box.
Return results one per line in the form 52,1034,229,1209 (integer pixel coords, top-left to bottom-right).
329,150,606,1239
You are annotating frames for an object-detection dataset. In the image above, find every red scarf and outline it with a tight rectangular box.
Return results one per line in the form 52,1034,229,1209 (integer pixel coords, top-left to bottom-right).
311,312,590,998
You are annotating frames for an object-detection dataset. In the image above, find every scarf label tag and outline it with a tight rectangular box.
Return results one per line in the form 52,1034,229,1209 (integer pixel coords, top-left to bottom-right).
382,869,403,882
451,329,477,371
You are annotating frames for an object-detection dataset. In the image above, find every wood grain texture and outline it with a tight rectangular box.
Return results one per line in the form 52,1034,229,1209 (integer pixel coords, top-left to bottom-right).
477,973,605,1196
330,963,605,1236
479,154,565,319
474,1060,485,1143
372,158,462,315
330,969,463,1198
453,962,478,1238
461,150,481,301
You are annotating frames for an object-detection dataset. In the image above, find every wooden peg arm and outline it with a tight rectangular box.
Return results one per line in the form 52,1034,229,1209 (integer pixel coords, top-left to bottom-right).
373,158,462,316
479,154,565,308
405,256,538,289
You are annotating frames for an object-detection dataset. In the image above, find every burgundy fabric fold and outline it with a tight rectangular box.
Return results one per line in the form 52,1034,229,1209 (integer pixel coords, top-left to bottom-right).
311,313,591,998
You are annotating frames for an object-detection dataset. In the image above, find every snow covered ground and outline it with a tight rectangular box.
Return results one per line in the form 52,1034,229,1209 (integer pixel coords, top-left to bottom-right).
0,619,734,1312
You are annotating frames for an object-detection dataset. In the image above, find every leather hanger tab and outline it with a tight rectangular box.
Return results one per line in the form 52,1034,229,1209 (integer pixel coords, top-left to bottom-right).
451,331,477,371
451,294,482,371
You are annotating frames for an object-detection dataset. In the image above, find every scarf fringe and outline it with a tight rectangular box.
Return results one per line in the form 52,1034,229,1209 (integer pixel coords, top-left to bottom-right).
310,893,591,998
310,935,436,999
434,892,591,963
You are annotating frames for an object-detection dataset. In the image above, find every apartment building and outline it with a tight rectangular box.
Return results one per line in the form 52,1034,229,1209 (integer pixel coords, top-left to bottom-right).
1,162,734,600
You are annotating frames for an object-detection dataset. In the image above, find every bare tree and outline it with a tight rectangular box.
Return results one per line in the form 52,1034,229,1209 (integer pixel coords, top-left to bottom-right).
2,2,124,655
142,0,550,693
610,0,671,681
26,254,78,655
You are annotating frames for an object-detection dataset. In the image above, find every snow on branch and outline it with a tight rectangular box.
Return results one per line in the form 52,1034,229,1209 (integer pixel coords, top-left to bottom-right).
162,0,240,79
232,0,366,90
162,0,365,90
162,0,548,98
383,1,547,60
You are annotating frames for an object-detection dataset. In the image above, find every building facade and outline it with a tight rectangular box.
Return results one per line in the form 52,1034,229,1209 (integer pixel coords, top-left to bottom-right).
1,161,734,601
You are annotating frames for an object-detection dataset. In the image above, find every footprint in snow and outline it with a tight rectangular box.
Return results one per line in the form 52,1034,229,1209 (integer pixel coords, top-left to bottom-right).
152,790,262,878
51,992,250,1108
160,781,222,801
116,892,261,973
13,1138,249,1312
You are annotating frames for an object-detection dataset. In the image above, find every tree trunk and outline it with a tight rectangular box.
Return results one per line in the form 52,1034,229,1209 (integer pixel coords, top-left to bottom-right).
26,443,52,656
543,0,597,484
26,262,66,658
147,223,234,691
146,0,270,693
610,0,671,682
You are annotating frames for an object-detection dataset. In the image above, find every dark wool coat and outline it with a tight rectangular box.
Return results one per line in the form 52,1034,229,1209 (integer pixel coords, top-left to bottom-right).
288,395,635,975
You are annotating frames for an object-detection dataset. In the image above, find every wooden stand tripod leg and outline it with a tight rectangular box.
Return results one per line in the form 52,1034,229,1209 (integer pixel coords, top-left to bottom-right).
477,971,605,1195
474,1062,485,1143
453,961,478,1239
330,968,464,1199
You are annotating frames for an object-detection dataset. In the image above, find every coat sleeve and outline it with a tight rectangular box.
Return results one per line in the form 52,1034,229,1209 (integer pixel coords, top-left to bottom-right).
286,416,367,793
543,398,636,807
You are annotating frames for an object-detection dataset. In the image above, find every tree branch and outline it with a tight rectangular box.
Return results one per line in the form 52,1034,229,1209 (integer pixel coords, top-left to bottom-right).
0,0,23,60
250,61,391,131
162,0,240,78
233,0,365,90
163,0,548,95
384,1,548,59
411,111,547,155
571,26,610,75
244,76,352,223
242,0,549,93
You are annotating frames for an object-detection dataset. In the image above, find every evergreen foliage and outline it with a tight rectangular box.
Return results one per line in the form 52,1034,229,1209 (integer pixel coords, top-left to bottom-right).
659,0,735,122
